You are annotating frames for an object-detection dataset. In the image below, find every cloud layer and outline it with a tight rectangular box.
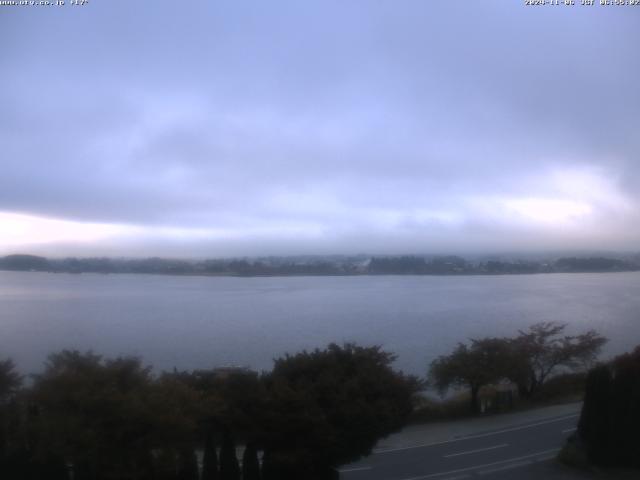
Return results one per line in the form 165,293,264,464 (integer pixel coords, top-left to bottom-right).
1,1,639,256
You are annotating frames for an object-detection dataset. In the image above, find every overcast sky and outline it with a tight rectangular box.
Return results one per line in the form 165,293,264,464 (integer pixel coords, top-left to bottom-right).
1,1,639,257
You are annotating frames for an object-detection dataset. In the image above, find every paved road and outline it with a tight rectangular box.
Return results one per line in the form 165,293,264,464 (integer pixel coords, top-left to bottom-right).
339,411,580,480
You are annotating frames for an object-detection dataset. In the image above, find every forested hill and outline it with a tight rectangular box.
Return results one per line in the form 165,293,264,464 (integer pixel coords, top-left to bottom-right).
1,254,638,277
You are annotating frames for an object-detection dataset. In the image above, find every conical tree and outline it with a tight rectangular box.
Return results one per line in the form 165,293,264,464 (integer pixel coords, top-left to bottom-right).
177,446,199,480
259,449,274,480
71,457,94,480
135,449,156,480
609,348,640,467
219,428,240,480
2,448,28,480
33,453,69,480
578,364,612,465
155,449,178,480
241,442,260,480
202,432,219,480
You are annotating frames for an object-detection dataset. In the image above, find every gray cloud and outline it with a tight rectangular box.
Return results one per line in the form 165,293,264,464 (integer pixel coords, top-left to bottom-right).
1,1,639,256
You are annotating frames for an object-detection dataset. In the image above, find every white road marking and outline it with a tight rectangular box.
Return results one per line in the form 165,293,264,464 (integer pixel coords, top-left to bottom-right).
562,427,577,433
443,443,508,458
477,460,531,475
397,448,561,480
375,414,579,454
439,475,471,480
338,466,372,473
533,453,558,462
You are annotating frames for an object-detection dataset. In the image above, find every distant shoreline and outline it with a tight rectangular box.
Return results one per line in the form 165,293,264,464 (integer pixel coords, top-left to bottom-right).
1,253,638,279
2,270,639,279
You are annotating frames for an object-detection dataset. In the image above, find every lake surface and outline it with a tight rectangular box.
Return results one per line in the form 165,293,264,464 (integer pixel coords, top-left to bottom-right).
1,271,639,376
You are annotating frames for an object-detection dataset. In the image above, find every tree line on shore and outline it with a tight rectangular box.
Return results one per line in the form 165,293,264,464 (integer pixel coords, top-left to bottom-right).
0,344,420,480
1,253,638,277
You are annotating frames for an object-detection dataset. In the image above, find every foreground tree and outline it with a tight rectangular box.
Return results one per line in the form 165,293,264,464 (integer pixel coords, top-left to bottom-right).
220,427,241,480
242,442,261,480
261,343,420,479
429,338,512,413
177,446,199,480
0,359,21,404
430,323,607,412
201,431,219,480
0,359,23,479
510,322,607,398
30,351,164,480
576,345,640,468
577,364,612,465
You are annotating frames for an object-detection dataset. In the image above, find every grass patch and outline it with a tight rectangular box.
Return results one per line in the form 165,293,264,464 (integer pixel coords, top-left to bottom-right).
557,433,590,470
409,392,473,423
410,373,586,424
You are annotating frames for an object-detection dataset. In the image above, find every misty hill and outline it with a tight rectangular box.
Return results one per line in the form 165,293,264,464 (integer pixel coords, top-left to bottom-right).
0,254,50,271
555,256,634,272
0,253,638,277
368,256,471,274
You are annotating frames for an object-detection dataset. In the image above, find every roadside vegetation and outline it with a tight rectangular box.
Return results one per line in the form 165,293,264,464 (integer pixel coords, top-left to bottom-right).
423,322,607,418
0,344,420,480
0,322,628,479
560,345,640,472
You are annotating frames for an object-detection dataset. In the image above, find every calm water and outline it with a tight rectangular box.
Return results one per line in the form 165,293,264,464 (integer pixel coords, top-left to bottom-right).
1,271,639,376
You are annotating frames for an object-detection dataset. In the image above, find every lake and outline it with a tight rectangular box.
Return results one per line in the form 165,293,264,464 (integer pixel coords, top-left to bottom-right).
1,271,639,376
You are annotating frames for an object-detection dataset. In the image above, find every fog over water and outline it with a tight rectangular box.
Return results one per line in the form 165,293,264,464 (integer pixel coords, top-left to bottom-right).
2,271,638,376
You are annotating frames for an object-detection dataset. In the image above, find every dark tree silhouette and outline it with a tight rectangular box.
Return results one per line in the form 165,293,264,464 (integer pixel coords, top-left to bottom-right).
510,322,607,398
0,359,21,403
576,346,640,468
0,343,416,480
154,449,178,480
202,431,219,480
177,446,199,480
29,351,165,480
608,347,640,466
429,338,512,413
219,428,240,480
0,358,22,476
430,323,608,413
261,343,419,478
241,441,261,480
578,364,612,465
